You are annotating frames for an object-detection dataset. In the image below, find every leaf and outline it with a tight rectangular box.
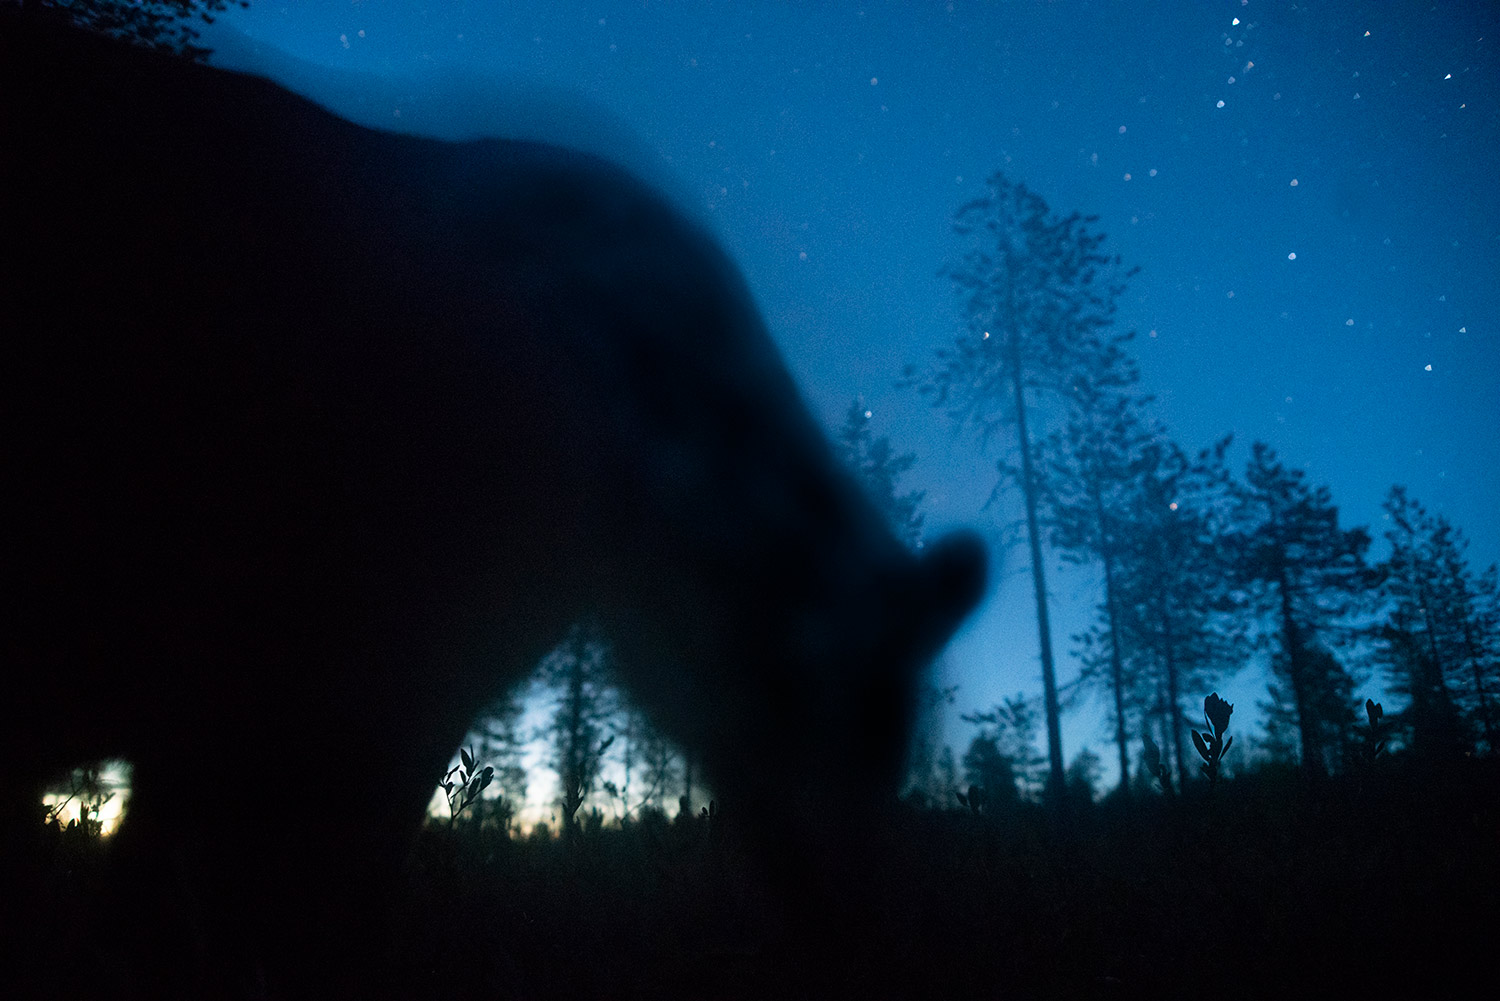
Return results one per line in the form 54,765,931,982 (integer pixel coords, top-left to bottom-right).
1142,733,1163,774
460,748,474,773
1192,729,1211,763
1221,735,1233,758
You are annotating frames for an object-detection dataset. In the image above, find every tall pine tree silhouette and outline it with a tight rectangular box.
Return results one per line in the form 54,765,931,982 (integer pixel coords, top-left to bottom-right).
908,172,1136,802
1039,371,1151,793
1229,444,1370,780
1376,486,1497,758
837,399,925,549
1086,436,1245,791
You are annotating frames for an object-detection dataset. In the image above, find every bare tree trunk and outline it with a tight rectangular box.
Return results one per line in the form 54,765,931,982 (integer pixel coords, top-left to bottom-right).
1093,488,1130,794
1010,360,1065,803
1277,569,1325,781
1160,601,1187,790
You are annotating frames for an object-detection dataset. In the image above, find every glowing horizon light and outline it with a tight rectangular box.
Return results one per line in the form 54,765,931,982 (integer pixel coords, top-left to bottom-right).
41,760,133,837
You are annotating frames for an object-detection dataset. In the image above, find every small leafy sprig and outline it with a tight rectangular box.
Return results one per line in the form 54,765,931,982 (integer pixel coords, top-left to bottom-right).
1192,694,1234,790
441,745,493,828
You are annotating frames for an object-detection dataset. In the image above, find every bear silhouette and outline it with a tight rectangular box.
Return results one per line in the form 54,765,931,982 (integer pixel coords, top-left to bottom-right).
0,14,985,998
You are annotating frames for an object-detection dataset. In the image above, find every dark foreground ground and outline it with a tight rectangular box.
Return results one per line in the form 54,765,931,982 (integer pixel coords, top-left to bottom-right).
24,756,1500,1000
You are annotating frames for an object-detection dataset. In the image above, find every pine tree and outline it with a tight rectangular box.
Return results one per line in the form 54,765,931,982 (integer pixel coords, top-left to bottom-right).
1064,747,1103,806
1041,374,1151,793
837,398,925,548
1459,565,1500,754
1376,487,1499,757
1375,487,1466,759
1229,444,1371,780
907,172,1136,801
1110,437,1247,789
540,623,617,835
961,693,1049,801
960,734,1019,809
18,0,246,59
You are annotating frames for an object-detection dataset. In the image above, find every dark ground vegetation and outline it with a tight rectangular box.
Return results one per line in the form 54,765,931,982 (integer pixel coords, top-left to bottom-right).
22,752,1498,1000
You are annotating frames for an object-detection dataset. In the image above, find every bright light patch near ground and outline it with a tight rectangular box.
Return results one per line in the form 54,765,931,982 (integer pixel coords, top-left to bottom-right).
42,760,133,837
423,667,708,837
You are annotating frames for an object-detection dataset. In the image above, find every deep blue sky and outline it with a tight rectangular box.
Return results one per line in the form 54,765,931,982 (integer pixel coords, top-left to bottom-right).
203,1,1497,789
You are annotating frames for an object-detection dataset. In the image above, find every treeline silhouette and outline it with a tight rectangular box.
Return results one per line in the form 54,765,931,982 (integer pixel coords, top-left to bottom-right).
28,737,1499,1000
897,172,1500,804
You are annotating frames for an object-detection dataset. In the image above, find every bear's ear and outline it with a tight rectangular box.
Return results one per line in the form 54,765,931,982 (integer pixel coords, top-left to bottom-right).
917,531,987,629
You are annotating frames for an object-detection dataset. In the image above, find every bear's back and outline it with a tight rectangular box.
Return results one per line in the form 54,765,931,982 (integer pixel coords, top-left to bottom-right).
1,14,985,997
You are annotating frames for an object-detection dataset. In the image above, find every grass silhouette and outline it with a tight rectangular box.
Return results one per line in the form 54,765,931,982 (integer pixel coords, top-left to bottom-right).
18,744,1498,1000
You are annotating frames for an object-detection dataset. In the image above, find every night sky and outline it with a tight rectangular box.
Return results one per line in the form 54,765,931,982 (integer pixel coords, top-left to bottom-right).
201,1,1497,792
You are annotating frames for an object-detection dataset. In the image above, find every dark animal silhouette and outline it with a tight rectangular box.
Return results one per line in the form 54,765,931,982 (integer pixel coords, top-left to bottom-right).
0,14,985,998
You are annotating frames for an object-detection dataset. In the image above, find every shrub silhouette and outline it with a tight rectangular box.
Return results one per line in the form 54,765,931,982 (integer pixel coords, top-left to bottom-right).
1142,732,1173,795
1192,693,1235,790
1362,698,1388,765
439,746,494,829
